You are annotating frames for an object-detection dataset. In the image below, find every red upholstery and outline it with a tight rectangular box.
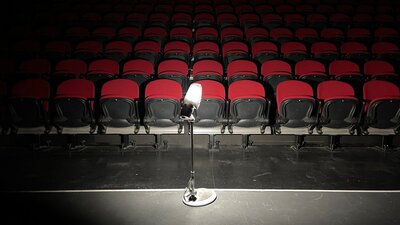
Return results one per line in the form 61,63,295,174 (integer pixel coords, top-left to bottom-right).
195,26,219,40
192,41,219,55
75,40,103,53
306,14,327,25
281,41,307,54
194,80,226,101
175,4,193,13
311,42,338,55
125,11,147,23
215,4,234,14
321,27,344,40
240,13,260,25
276,80,314,112
54,59,87,76
235,5,254,14
270,27,293,40
134,40,161,54
145,79,182,101
227,60,258,79
329,60,361,77
148,13,170,24
56,79,95,109
220,26,244,40
295,27,319,40
194,13,215,24
284,13,305,24
222,41,248,58
157,59,188,76
123,59,154,76
118,27,142,39
170,27,193,39
105,41,132,54
192,60,223,77
101,79,139,100
228,80,265,102
317,80,355,100
251,41,278,56
245,27,269,41
217,13,238,25
164,41,191,54
262,13,283,24
372,42,400,55
295,60,326,77
195,4,213,13
364,60,397,77
171,13,192,24
363,80,400,101
12,79,50,111
87,59,119,75
143,26,168,39
261,60,292,78
340,42,368,55
374,28,398,40
347,28,372,41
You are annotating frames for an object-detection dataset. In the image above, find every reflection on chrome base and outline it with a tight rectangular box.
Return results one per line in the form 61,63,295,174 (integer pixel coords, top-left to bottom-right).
182,187,217,207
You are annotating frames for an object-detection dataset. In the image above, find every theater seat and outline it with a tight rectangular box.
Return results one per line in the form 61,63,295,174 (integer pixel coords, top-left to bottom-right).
192,41,220,62
227,59,258,84
157,59,189,91
316,80,361,135
144,79,183,134
275,80,317,134
133,40,161,65
8,79,50,134
361,80,400,135
52,79,96,134
99,79,140,134
122,59,154,87
261,59,293,93
52,59,87,88
363,60,399,82
192,60,223,82
192,80,227,133
86,59,119,85
295,60,328,87
228,80,270,134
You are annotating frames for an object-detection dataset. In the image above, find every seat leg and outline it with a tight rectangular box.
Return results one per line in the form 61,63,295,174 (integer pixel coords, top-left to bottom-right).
291,135,304,152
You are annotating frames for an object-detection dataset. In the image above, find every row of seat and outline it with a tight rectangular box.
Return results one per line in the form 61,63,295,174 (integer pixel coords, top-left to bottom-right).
2,57,398,90
7,27,400,60
9,25,400,45
1,78,398,135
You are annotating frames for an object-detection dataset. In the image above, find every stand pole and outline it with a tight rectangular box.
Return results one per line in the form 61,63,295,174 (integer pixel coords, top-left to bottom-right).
182,118,217,207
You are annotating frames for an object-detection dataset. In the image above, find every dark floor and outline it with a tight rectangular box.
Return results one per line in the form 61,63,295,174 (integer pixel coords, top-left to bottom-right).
1,145,400,225
1,145,400,191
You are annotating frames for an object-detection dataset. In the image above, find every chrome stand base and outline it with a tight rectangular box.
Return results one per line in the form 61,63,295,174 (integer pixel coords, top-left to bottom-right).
182,188,217,207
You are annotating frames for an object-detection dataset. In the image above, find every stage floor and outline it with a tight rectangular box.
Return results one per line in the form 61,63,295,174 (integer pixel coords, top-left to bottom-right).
1,146,400,191
1,146,400,224
2,189,400,225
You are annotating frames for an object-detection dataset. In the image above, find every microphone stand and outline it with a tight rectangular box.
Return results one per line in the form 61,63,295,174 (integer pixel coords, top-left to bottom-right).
182,109,217,207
